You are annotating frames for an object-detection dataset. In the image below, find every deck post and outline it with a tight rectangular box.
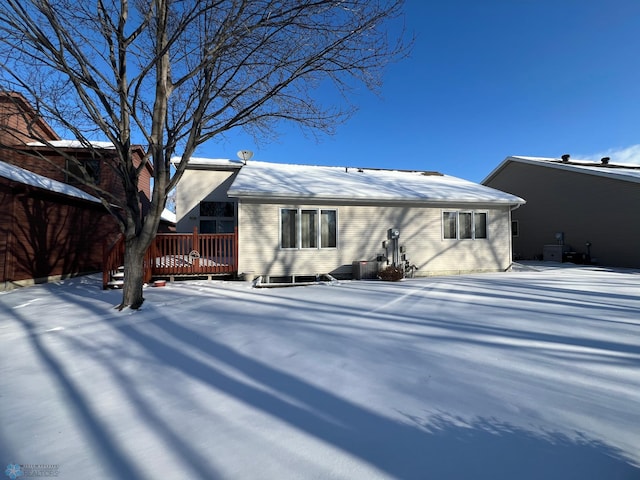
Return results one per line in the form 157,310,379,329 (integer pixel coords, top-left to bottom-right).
102,238,109,289
192,226,200,271
234,227,239,274
143,238,154,284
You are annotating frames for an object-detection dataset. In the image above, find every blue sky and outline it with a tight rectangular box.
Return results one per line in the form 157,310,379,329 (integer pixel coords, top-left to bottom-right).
197,0,640,183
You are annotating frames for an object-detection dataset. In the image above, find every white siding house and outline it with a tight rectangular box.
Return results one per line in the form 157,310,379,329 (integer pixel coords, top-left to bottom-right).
175,158,525,279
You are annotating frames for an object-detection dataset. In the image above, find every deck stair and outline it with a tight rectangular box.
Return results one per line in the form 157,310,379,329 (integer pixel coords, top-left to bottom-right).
106,266,125,289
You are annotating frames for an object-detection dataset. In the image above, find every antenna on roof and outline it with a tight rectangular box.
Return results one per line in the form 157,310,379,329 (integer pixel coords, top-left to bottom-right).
237,150,253,164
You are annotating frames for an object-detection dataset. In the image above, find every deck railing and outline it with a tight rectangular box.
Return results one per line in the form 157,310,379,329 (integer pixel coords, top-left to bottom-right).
103,227,238,288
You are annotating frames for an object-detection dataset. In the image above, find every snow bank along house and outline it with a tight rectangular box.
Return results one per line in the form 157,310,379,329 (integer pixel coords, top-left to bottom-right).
0,92,160,290
175,156,525,283
483,155,640,269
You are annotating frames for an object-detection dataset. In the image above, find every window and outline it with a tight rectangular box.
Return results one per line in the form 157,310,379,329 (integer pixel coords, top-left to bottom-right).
443,211,457,239
281,209,297,248
200,201,234,217
321,210,337,248
511,220,519,237
443,211,487,240
66,158,100,185
475,213,487,239
459,212,473,239
301,210,317,248
200,201,235,233
280,208,337,249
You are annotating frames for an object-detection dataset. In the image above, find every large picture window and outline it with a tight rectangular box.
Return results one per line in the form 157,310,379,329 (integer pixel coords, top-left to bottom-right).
200,201,235,233
281,208,337,249
443,211,487,240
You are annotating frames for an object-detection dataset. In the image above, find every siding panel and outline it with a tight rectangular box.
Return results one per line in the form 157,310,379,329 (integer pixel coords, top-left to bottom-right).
486,161,640,267
238,200,513,277
177,169,240,233
0,179,120,289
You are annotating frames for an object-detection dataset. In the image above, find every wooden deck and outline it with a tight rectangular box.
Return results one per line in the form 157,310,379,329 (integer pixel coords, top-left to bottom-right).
103,227,238,288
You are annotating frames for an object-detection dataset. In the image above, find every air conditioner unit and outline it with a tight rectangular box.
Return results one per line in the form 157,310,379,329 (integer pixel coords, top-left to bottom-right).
543,244,570,262
352,260,380,280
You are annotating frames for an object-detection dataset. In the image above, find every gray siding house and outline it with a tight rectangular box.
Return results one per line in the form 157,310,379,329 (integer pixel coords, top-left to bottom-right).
483,155,640,268
176,158,524,279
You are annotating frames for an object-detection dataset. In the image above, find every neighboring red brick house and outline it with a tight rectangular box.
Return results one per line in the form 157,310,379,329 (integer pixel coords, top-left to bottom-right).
0,92,152,289
0,92,152,207
0,161,120,289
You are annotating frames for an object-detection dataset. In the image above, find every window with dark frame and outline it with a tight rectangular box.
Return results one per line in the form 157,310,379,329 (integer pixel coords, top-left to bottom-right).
200,201,236,233
66,158,101,185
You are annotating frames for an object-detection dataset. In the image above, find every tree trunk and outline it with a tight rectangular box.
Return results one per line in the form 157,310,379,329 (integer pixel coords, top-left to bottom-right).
120,236,147,310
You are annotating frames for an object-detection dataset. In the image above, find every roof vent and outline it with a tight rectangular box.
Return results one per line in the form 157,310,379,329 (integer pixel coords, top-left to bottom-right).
601,156,610,165
561,154,570,163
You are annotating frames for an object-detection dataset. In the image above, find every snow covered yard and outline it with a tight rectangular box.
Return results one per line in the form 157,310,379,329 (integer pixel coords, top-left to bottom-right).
1,264,639,480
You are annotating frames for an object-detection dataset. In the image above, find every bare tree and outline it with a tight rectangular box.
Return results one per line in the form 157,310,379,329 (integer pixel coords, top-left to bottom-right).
0,0,408,309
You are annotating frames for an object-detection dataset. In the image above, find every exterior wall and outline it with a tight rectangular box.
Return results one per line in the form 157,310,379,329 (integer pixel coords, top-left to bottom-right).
1,148,152,209
1,92,151,208
485,162,640,268
0,93,59,145
134,152,153,204
176,168,240,232
1,149,63,181
237,199,514,277
0,178,120,289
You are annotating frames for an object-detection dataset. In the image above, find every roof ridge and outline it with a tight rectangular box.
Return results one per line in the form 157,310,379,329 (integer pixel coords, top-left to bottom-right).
547,159,640,170
251,160,444,176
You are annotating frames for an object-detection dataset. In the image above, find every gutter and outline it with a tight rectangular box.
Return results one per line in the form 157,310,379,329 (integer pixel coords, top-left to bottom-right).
227,192,524,207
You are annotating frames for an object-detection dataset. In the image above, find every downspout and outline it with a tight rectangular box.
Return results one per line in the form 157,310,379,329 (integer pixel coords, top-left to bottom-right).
507,202,523,270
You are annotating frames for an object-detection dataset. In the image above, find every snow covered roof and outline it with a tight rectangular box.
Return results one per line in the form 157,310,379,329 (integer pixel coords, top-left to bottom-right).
484,156,640,184
26,139,116,149
227,161,525,205
0,160,100,203
160,208,176,224
170,156,244,169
